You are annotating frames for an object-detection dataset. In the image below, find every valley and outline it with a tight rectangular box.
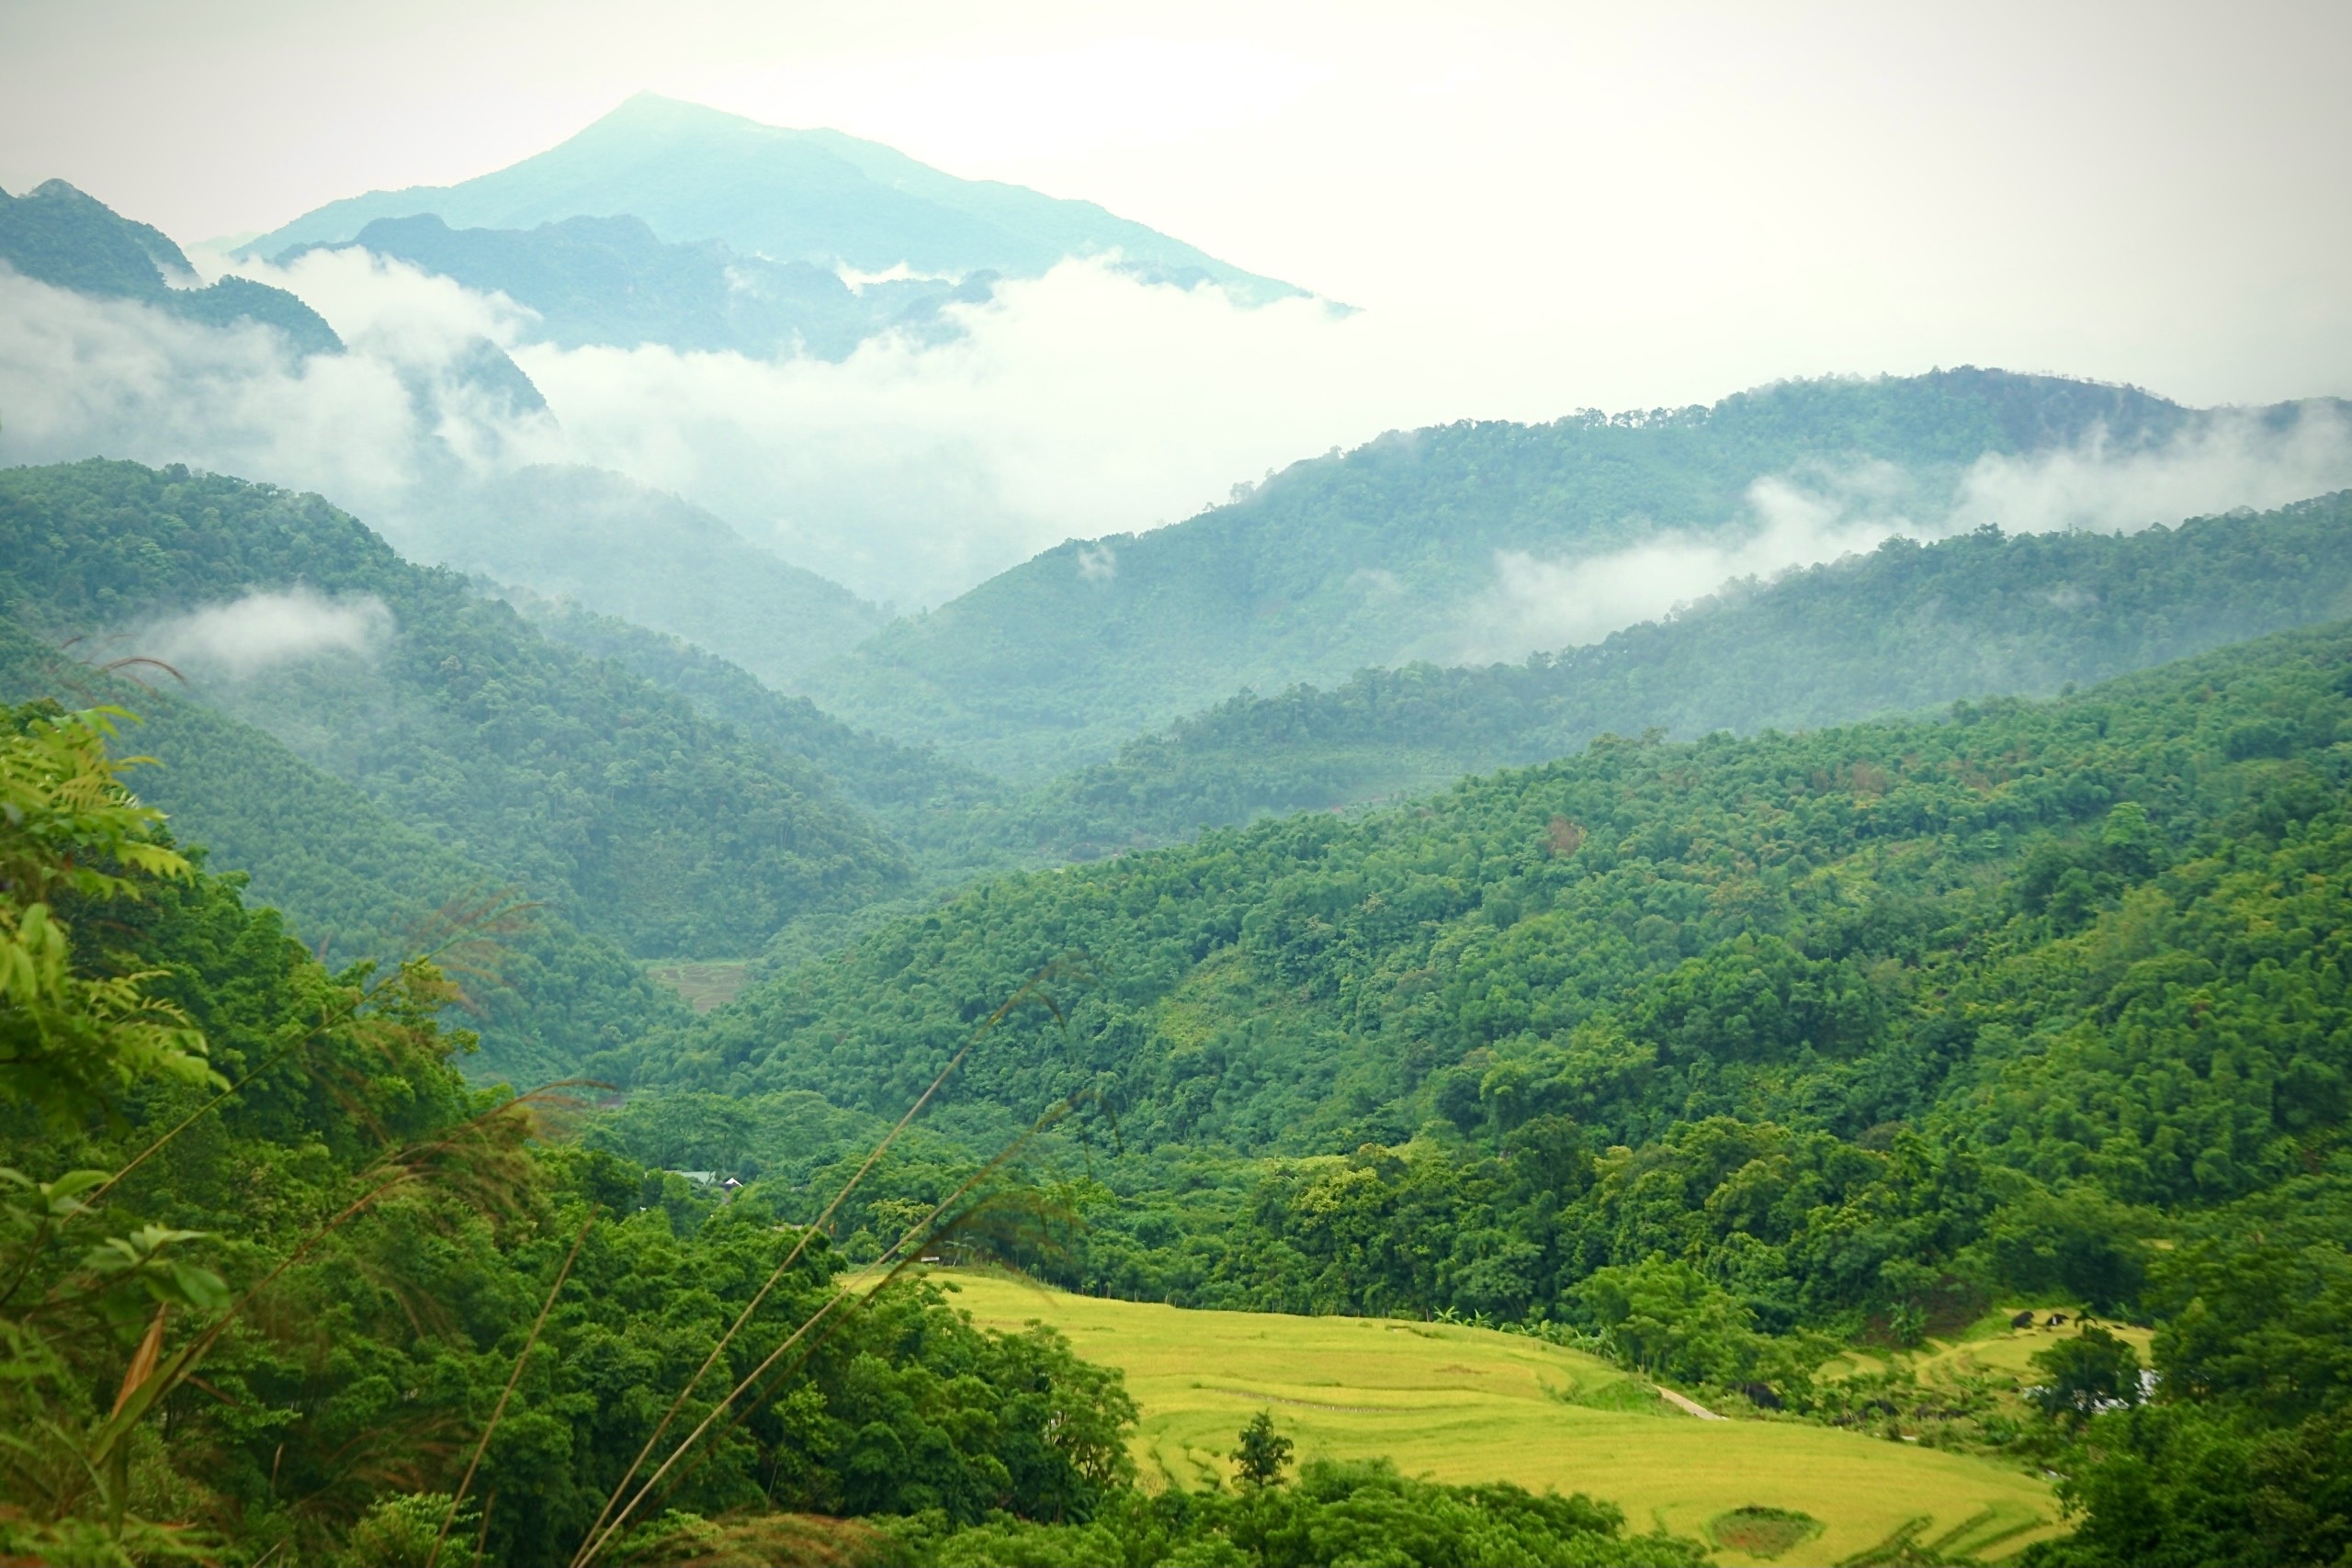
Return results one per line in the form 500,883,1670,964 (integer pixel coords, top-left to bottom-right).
2,48,2347,1567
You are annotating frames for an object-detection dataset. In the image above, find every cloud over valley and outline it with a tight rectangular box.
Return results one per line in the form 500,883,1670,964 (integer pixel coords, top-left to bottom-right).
6,246,2352,653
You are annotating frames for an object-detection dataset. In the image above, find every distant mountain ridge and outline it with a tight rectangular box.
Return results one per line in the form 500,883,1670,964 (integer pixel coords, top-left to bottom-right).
0,178,342,355
288,211,992,359
0,175,891,685
1009,491,2352,853
798,369,2352,779
406,465,889,689
245,93,1303,304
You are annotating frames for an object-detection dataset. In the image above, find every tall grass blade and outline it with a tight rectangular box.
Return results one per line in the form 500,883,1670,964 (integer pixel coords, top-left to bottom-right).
108,1303,168,1419
575,1092,1088,1565
567,967,1072,1567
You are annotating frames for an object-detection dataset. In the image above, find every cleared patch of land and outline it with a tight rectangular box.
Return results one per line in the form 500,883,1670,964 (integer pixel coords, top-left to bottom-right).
935,1270,2064,1565
643,958,751,1012
1824,1307,2156,1386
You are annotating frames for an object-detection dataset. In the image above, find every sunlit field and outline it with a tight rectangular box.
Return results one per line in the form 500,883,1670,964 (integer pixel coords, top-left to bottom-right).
936,1270,2066,1564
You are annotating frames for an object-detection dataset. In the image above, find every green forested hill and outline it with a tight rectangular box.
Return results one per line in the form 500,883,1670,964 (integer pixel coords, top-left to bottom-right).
1013,493,2352,853
0,699,1183,1568
631,617,2352,1161
605,619,2352,1562
801,370,2340,778
0,459,908,957
0,619,684,1084
6,504,2346,1567
522,593,1001,829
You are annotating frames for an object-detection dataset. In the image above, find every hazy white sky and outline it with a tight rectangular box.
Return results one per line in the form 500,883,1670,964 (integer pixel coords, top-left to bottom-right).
5,0,2347,412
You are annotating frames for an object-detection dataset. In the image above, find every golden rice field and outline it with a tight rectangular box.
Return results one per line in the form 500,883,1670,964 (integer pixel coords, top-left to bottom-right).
933,1270,2072,1565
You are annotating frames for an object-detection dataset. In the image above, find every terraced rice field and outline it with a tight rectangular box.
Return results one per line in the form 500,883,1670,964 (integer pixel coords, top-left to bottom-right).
934,1270,2067,1564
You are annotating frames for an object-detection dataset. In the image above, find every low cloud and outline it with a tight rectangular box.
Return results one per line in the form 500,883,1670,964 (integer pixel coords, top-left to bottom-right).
0,262,561,558
9,245,2352,647
505,257,1435,606
0,271,424,507
1949,407,2352,533
1458,406,2352,664
1460,469,1919,664
7,252,1430,612
138,587,395,676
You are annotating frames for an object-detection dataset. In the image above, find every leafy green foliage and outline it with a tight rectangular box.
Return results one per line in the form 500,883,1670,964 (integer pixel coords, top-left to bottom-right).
523,592,1003,840
899,1458,1707,1567
2028,1328,2143,1423
0,703,209,1121
1232,1411,1293,1489
2147,1174,2352,1424
2023,1402,2352,1568
0,617,683,1085
0,458,909,958
616,618,2352,1416
2018,1163,2352,1563
0,708,1149,1564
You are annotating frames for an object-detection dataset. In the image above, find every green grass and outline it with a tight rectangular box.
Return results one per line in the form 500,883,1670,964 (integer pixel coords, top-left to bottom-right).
934,1271,2064,1564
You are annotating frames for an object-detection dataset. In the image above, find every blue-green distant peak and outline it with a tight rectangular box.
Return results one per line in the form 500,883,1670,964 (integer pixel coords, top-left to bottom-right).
245,93,1304,303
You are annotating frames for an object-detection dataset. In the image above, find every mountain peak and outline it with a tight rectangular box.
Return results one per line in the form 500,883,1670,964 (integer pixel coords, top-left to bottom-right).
242,96,1303,301
577,91,773,141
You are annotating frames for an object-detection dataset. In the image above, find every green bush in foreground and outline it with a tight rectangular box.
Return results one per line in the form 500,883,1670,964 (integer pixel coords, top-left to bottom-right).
895,1457,1708,1568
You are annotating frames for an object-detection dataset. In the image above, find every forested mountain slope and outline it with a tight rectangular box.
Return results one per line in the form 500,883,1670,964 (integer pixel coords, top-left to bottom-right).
0,698,1190,1568
247,93,1300,303
631,617,2352,1162
1014,492,2352,853
4,178,887,685
415,466,888,689
0,459,907,957
521,593,1000,827
802,369,2344,777
0,620,683,1084
606,619,2352,1563
1,177,341,355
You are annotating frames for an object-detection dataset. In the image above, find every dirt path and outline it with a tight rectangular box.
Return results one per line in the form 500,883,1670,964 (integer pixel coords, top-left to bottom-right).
1655,1385,1725,1420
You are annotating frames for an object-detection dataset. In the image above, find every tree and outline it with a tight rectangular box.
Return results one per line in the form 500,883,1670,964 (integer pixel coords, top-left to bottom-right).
1,702,211,1122
1233,1411,1293,1488
2030,1328,2143,1424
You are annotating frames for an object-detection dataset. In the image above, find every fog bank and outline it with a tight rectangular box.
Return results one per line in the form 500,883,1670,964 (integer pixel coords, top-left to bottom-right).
1462,407,2352,664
